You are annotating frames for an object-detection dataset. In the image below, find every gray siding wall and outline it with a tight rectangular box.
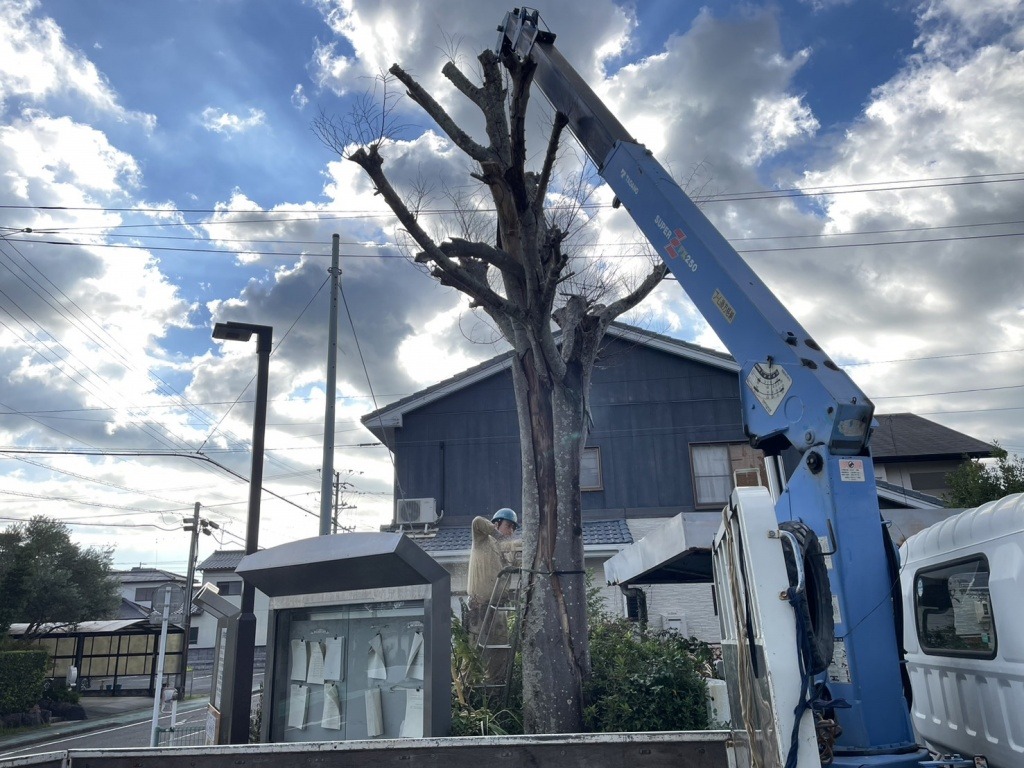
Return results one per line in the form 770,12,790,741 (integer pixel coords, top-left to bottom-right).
393,336,744,527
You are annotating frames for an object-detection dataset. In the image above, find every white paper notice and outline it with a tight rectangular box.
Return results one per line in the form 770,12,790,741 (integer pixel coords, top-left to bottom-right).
365,687,384,737
405,632,424,680
399,688,424,738
306,640,325,685
368,633,387,680
321,682,343,730
290,639,308,681
287,684,309,729
323,636,345,682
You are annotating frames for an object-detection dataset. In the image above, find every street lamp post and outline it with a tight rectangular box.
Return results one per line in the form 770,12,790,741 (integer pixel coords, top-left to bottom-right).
212,320,272,745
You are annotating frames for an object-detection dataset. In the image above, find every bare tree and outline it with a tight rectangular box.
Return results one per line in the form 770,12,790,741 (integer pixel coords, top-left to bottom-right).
316,47,666,733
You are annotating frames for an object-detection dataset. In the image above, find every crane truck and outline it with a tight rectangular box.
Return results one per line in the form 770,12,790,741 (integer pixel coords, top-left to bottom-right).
497,7,1013,768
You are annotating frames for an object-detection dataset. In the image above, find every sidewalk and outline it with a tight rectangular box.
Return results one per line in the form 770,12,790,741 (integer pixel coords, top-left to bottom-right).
0,697,170,754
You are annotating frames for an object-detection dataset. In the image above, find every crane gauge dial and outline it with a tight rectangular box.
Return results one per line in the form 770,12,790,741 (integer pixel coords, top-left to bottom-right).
746,361,792,416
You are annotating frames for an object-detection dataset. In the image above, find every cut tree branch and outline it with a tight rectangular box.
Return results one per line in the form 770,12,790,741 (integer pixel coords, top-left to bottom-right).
534,112,569,215
389,63,492,164
348,144,514,314
599,262,670,322
440,237,521,273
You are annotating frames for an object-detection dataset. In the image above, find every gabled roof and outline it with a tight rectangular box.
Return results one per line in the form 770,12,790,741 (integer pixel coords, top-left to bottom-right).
117,597,153,620
362,322,737,438
114,567,187,584
871,413,994,461
198,550,245,572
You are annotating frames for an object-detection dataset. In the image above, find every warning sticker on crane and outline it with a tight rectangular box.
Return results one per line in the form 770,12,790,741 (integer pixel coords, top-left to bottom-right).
712,289,736,324
745,361,793,416
839,459,865,482
828,638,851,684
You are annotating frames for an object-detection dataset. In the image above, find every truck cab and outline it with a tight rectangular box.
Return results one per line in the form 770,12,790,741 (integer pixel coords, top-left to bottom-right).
900,492,1024,768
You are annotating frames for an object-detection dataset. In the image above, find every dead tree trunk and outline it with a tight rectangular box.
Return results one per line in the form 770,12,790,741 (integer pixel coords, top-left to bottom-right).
322,45,666,733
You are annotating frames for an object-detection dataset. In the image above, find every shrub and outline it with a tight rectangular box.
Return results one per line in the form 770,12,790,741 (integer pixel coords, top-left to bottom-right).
0,650,48,716
583,618,712,733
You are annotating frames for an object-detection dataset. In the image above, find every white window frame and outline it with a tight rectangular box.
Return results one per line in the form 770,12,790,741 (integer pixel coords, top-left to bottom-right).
581,446,603,491
691,443,733,508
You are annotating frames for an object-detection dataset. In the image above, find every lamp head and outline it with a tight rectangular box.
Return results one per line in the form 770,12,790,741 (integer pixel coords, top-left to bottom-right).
212,322,254,342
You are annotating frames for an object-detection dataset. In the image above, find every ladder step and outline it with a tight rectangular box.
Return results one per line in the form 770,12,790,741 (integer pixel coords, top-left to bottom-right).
481,644,513,649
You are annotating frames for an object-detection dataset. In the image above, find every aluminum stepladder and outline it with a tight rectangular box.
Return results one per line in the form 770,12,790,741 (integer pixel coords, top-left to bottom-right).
476,564,523,707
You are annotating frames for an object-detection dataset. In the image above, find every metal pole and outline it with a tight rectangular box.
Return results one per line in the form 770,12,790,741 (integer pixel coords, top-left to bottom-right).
179,501,201,698
332,470,340,534
319,234,341,535
211,320,273,745
150,587,172,747
228,325,272,744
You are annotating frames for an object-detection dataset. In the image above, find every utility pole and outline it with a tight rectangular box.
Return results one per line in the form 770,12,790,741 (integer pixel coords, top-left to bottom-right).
149,586,172,747
180,502,201,697
331,470,359,534
332,470,340,534
182,507,220,698
319,234,341,535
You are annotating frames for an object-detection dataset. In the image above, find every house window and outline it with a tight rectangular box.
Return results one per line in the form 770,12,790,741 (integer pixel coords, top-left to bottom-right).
908,470,951,494
188,626,200,645
623,587,647,624
134,587,156,602
581,447,603,491
914,556,996,658
691,442,765,507
216,580,242,596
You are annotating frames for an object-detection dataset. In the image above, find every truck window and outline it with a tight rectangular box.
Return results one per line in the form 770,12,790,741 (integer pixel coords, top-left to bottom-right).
914,556,996,658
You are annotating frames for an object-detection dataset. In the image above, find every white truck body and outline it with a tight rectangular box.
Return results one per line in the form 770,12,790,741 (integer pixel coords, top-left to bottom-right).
900,492,1024,768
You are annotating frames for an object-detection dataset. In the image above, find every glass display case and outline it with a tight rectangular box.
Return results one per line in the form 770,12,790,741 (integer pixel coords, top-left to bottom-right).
236,532,451,743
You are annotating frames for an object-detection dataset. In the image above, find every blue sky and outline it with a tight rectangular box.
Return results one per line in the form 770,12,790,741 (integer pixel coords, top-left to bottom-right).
1,0,1022,571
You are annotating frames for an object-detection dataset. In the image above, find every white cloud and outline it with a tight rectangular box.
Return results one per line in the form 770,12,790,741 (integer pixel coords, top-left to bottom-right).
916,0,1023,57
746,94,819,163
310,38,354,95
0,0,155,129
1,110,140,194
291,83,309,109
396,297,493,386
200,107,267,135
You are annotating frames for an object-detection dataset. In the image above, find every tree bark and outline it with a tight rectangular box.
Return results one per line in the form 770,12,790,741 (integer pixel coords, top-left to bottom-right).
511,343,591,732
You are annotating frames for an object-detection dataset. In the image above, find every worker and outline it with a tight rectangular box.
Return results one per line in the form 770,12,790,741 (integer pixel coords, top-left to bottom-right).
467,507,520,685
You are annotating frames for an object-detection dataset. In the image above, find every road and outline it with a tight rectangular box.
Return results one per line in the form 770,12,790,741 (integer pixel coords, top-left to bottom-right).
0,675,264,760
0,701,211,757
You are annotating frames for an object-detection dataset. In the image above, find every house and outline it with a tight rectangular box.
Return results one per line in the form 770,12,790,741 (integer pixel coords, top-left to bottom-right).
111,566,204,634
360,323,994,641
870,413,992,499
114,566,189,609
190,550,271,665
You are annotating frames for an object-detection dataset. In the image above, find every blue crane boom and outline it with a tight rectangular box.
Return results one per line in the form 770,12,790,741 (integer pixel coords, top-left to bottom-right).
497,8,929,766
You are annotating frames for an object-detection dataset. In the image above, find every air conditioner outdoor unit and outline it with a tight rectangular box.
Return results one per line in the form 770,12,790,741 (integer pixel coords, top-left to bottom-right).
396,498,438,525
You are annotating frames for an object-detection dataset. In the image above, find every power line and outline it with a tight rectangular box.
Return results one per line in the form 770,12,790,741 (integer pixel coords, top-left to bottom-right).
2,170,1022,217
0,448,319,520
873,383,1024,400
23,216,1024,245
843,347,1024,367
7,226,1024,260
